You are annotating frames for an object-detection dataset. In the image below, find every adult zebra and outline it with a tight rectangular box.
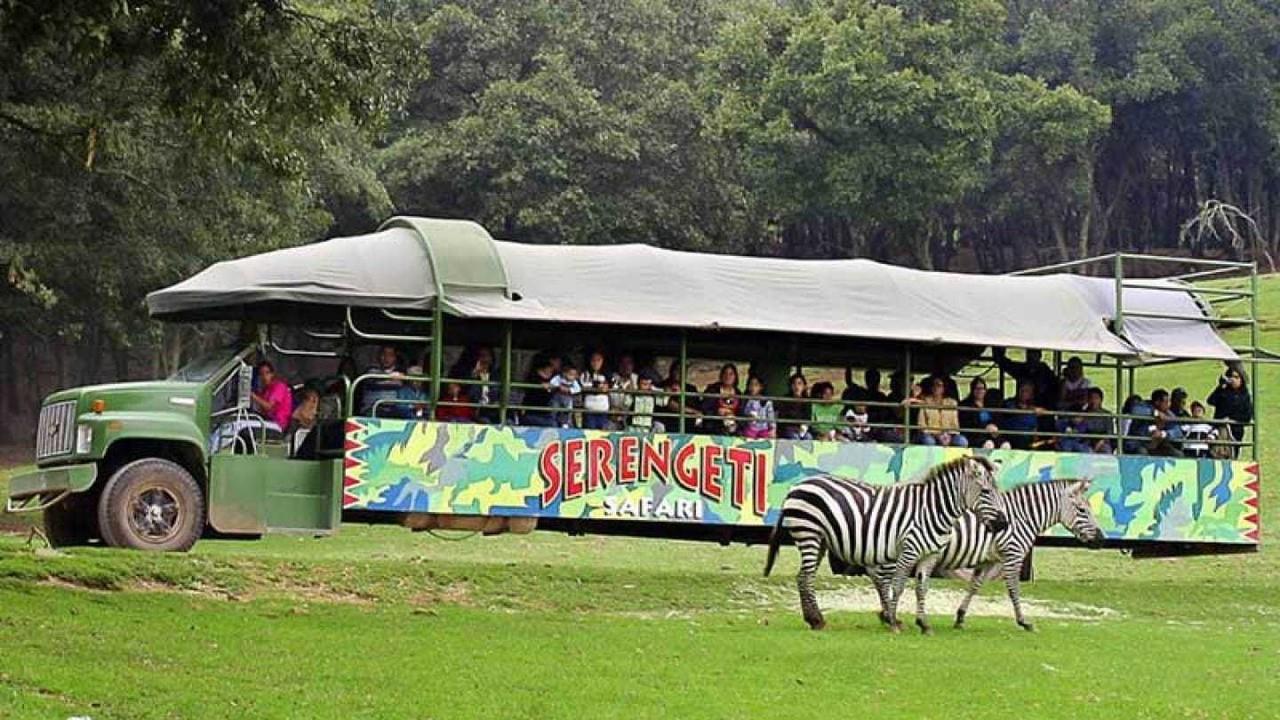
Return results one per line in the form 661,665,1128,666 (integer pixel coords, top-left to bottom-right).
881,478,1103,633
764,455,1008,632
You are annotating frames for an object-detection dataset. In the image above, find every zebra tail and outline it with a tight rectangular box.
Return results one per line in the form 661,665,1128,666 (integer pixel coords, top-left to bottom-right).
763,511,785,577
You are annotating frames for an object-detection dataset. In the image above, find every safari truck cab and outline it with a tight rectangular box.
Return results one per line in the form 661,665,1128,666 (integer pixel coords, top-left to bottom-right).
7,341,343,550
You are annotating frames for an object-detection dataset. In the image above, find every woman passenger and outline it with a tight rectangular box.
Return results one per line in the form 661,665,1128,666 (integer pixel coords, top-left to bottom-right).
959,378,1005,449
1207,366,1253,458
776,373,811,439
701,363,741,435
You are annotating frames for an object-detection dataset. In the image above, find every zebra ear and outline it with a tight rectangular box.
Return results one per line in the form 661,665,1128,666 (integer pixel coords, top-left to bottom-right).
1070,478,1092,495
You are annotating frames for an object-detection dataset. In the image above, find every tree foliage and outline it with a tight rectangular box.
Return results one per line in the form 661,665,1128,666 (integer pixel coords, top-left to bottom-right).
4,0,1280,438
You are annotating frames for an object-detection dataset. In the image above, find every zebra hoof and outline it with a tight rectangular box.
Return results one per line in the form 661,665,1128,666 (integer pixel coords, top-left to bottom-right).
1018,620,1035,632
806,617,827,631
954,610,967,629
887,620,902,634
915,618,933,635
877,610,892,626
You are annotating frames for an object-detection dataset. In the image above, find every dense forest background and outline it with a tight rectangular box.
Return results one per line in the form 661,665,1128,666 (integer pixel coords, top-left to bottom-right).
2,0,1279,440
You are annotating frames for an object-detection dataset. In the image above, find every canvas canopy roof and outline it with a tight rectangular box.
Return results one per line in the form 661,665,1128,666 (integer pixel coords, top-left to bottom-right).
146,216,1238,361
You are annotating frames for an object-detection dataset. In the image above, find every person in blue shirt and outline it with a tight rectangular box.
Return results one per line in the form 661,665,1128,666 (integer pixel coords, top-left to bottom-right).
999,382,1043,450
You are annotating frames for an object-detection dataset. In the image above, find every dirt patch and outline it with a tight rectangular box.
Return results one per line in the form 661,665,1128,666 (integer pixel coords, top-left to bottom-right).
814,586,1118,622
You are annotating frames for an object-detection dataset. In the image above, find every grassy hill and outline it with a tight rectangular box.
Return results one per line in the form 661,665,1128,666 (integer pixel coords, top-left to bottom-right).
2,275,1279,719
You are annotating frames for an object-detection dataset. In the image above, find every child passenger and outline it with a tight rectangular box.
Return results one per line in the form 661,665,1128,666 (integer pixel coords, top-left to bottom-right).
1181,401,1218,458
549,364,582,428
810,382,846,442
742,375,775,439
582,351,611,430
630,374,660,433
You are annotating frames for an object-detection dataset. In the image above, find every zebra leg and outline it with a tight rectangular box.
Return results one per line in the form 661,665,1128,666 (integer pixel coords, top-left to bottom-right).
886,549,921,633
793,533,828,630
914,557,940,635
955,564,1001,629
1002,555,1034,631
870,567,900,629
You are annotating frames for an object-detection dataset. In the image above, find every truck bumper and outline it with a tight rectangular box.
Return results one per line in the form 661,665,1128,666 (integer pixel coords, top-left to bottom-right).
5,463,98,513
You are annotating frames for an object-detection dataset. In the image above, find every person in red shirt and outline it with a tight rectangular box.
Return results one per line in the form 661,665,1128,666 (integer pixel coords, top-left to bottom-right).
435,381,475,423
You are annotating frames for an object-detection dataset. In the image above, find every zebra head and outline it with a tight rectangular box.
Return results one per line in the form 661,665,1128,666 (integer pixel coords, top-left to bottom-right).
961,456,1009,533
1058,478,1105,549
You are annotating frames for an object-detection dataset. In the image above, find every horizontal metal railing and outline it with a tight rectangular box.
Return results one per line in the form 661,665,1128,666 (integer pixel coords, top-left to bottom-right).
340,372,1252,456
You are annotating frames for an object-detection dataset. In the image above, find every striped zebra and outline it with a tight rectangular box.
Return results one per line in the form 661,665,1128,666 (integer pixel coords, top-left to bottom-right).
763,455,1008,632
869,478,1103,634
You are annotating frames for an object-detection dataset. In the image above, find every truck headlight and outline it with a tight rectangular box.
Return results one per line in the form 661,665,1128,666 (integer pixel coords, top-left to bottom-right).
76,424,94,454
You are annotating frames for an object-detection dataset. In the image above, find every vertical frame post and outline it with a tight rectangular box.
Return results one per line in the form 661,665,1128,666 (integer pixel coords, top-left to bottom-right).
430,302,444,416
903,345,912,445
678,329,688,434
500,320,513,425
1250,262,1260,462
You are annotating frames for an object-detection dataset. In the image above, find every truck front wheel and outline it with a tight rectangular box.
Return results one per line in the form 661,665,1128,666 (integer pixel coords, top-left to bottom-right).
97,458,205,552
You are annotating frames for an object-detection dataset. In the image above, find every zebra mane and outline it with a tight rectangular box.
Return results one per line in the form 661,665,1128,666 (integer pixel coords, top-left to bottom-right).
910,454,992,486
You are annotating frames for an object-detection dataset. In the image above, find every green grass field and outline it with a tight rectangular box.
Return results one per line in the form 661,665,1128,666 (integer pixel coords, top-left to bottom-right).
2,277,1280,719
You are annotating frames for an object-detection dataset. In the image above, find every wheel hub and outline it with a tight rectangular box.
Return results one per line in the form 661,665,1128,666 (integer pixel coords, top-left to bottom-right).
129,487,181,542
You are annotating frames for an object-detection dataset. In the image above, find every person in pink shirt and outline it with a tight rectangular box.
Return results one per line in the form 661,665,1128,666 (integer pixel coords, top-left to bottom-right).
252,361,293,429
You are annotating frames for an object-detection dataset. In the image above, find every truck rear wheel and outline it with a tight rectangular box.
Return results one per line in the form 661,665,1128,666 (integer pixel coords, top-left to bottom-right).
42,495,97,547
97,458,205,552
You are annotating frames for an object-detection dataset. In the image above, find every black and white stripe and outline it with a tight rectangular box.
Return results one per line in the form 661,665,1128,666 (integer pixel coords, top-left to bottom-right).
876,478,1102,633
763,455,1008,632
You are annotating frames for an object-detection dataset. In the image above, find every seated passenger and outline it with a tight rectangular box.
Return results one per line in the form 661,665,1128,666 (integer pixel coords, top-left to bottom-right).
856,369,893,434
288,387,320,458
994,348,1058,409
1069,387,1115,454
776,373,811,440
582,351,612,430
453,345,498,422
359,345,404,415
915,378,968,447
810,382,847,442
701,363,741,435
550,364,583,428
999,382,1042,450
660,361,702,429
742,374,776,439
1180,401,1218,458
959,378,1007,449
1057,356,1092,410
1147,389,1184,457
1169,387,1190,418
435,382,475,423
251,361,293,431
321,356,357,419
609,354,638,428
379,365,429,419
630,373,661,433
920,358,959,401
520,358,559,427
847,403,872,442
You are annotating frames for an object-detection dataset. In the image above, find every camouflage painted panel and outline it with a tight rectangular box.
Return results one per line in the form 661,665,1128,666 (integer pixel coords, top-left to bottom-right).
344,420,1259,544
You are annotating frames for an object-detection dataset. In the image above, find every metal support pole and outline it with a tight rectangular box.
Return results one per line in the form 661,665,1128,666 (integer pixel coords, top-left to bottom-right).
1113,253,1126,338
430,302,444,415
678,330,688,434
499,321,513,425
903,345,912,445
1250,263,1260,462
1114,357,1124,456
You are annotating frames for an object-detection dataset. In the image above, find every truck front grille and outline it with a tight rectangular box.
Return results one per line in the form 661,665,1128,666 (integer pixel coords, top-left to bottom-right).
35,401,77,459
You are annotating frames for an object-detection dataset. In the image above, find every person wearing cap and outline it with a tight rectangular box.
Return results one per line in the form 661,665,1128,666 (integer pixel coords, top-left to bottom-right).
1170,387,1190,418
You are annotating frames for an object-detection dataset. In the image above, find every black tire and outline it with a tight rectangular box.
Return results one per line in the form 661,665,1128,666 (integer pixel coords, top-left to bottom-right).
96,458,205,552
42,495,97,547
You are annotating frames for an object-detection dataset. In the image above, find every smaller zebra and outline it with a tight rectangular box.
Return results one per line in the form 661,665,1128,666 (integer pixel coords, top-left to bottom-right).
765,455,1009,632
869,478,1103,634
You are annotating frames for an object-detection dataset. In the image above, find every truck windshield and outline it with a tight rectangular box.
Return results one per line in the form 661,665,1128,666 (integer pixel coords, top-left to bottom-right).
168,345,243,382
